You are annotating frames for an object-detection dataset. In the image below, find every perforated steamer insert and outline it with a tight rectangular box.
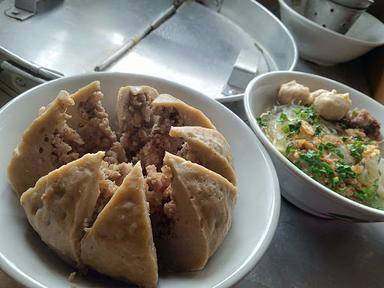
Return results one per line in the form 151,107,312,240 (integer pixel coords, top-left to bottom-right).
304,0,374,34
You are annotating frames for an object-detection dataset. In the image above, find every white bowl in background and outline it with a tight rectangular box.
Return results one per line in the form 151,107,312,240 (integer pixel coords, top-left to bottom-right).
0,72,280,288
278,0,384,66
244,71,384,222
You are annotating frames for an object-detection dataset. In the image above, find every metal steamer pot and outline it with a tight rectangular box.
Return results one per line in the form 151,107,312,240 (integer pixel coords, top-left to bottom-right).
0,0,297,103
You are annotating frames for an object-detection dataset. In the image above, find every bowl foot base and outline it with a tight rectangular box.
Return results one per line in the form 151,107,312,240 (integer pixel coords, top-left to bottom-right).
281,189,334,219
299,55,337,67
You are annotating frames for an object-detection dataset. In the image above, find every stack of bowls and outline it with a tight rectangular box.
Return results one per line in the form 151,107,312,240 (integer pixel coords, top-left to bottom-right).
278,0,384,65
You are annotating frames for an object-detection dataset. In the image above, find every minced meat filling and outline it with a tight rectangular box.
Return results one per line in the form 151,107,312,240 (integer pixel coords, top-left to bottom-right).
135,107,185,168
145,165,172,213
69,91,126,164
87,161,133,227
101,161,133,186
124,104,185,168
144,164,177,241
95,180,117,215
150,190,175,242
39,125,82,167
118,87,191,169
104,142,127,165
163,200,176,220
151,207,175,241
176,143,199,164
119,90,155,159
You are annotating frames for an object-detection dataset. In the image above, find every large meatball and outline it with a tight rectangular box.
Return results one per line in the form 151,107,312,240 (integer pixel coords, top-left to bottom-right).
277,80,313,105
13,82,238,288
312,89,351,121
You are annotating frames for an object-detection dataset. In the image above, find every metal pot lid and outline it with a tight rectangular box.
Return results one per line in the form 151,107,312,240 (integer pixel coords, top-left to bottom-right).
0,0,297,102
0,0,173,76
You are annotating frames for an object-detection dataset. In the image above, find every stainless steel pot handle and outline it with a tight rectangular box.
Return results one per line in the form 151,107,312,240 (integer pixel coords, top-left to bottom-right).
1,60,45,86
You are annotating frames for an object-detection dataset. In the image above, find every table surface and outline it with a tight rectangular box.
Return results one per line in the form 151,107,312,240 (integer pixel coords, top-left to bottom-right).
1,57,381,288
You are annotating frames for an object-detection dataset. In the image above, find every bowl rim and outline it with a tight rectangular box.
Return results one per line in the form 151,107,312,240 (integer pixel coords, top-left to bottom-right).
251,0,298,72
244,70,384,219
278,0,384,47
0,71,281,288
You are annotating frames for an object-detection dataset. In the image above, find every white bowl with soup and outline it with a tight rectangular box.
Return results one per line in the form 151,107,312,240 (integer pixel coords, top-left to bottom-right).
244,71,384,222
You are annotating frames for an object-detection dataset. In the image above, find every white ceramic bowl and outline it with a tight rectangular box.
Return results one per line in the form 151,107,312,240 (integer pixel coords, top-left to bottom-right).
0,72,280,288
278,0,384,66
244,71,384,222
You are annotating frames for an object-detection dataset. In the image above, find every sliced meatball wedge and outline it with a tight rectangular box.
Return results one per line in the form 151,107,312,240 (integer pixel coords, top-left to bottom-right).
20,152,105,267
170,126,236,185
8,91,82,197
155,153,237,272
8,82,126,197
81,162,158,288
152,94,215,129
